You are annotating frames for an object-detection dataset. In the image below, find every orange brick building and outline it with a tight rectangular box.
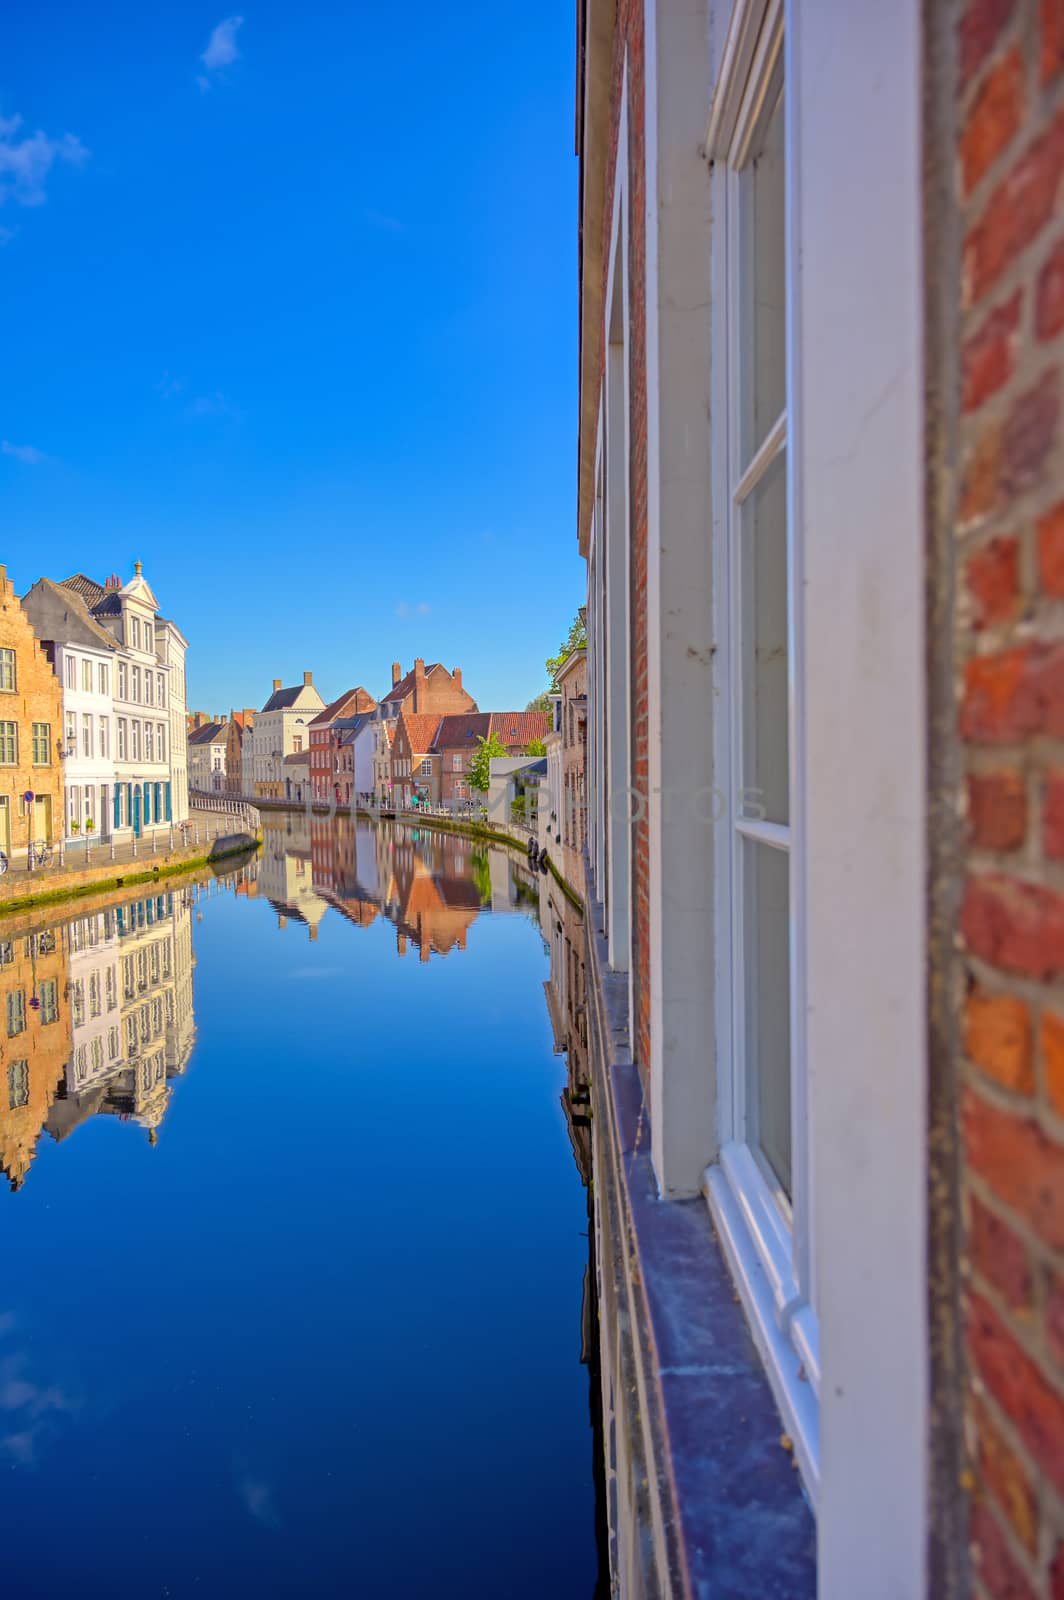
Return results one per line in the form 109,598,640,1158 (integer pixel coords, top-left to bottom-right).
0,565,63,859
0,922,70,1190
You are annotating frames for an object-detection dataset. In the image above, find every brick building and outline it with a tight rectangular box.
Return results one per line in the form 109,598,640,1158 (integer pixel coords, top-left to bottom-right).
433,710,551,807
574,1,1064,1596
225,709,255,796
0,565,63,860
378,658,477,719
308,687,376,803
0,924,70,1189
390,711,441,808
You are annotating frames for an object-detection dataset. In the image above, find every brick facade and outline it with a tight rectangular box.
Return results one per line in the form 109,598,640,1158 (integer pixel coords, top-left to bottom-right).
0,565,64,858
950,2,1064,1593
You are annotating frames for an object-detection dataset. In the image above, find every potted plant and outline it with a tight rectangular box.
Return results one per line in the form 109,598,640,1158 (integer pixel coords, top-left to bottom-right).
70,819,80,835
84,818,95,834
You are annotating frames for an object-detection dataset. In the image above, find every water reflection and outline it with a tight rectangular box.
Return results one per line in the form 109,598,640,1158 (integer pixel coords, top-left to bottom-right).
0,818,606,1596
0,884,202,1189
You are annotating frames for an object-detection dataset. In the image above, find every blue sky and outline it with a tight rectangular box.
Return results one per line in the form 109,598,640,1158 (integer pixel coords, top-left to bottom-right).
1,4,582,714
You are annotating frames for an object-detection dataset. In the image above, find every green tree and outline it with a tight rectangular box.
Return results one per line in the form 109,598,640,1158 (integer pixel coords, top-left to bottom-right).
545,612,587,687
469,731,508,793
525,736,547,757
526,691,552,714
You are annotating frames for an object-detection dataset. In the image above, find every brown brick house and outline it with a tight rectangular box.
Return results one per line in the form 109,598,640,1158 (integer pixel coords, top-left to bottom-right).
378,658,477,719
390,711,441,807
0,566,63,860
0,921,71,1189
226,709,255,795
434,711,550,807
308,687,376,803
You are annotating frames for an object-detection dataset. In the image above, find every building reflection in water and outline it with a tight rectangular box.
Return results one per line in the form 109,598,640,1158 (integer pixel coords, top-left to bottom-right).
0,858,263,1189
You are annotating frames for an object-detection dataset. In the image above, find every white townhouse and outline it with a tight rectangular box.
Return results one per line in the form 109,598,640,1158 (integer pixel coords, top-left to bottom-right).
59,565,189,837
188,720,229,794
249,673,325,799
22,578,119,841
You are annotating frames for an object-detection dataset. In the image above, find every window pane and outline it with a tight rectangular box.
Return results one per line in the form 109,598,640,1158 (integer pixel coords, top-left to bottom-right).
740,448,789,826
740,80,786,463
743,837,792,1198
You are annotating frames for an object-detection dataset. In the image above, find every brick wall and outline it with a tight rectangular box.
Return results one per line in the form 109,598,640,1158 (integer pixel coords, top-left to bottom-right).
0,567,64,853
953,1,1064,1593
600,0,651,1074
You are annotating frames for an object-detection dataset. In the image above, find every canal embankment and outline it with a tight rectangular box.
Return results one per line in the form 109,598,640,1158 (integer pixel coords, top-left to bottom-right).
0,818,260,917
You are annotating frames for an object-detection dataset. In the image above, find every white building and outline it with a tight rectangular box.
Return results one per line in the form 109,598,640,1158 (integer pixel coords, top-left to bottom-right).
188,720,228,794
21,578,119,842
249,673,325,798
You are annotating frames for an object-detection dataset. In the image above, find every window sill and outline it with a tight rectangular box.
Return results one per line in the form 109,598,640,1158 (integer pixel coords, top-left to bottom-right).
705,1154,820,1500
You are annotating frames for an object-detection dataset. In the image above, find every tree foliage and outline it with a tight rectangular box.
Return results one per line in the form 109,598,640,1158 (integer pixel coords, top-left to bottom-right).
545,612,587,688
525,736,547,757
469,731,508,793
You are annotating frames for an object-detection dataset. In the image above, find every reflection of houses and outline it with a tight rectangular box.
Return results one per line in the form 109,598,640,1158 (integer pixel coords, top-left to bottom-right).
47,889,196,1144
309,814,380,929
373,824,482,961
0,924,71,1189
259,813,328,938
540,875,590,1181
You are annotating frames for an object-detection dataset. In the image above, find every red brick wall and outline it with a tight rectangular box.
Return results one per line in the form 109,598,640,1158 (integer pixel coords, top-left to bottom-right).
954,2,1064,1593
599,0,651,1075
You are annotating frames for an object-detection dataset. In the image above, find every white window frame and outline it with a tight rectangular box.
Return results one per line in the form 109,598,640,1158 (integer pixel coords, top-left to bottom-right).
704,0,819,1494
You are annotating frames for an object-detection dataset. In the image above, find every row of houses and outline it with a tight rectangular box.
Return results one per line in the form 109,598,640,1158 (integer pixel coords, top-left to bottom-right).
0,562,191,860
190,658,552,811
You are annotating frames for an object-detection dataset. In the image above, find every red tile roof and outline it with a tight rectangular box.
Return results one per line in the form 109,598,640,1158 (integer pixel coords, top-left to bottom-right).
432,713,492,750
488,710,549,747
309,686,377,727
398,711,442,755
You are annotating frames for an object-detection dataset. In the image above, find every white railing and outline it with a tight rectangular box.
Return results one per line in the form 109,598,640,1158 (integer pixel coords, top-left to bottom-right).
187,791,261,832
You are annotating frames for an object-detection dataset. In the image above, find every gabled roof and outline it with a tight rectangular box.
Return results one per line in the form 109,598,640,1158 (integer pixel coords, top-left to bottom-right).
382,662,444,703
396,711,441,754
489,710,549,747
22,577,120,653
61,573,109,606
284,750,310,766
309,686,377,728
188,721,227,746
554,645,587,684
260,681,324,712
432,713,493,750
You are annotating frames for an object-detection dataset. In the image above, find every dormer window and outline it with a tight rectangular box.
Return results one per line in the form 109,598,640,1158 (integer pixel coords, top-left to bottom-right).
131,617,141,650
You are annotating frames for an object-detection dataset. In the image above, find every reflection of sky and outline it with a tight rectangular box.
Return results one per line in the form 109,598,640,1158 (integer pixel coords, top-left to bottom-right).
0,1314,78,1467
1,843,597,1598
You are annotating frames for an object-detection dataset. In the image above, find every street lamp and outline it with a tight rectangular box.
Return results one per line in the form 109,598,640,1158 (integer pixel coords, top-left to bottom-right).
23,790,34,868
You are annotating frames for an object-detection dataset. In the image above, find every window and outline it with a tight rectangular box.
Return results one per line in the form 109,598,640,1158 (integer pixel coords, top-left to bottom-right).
65,710,76,751
65,653,76,690
98,662,109,696
83,659,93,692
158,724,166,761
452,754,462,771
89,972,101,1018
0,648,16,693
7,1059,28,1110
0,722,16,765
118,662,128,700
117,718,127,760
131,617,140,649
132,721,141,760
71,980,84,1026
145,671,153,706
144,723,154,761
32,723,51,765
98,720,109,759
108,1026,120,1061
293,736,302,753
82,713,93,757
421,759,432,777
157,672,164,703
132,666,141,702
7,988,26,1036
707,1,815,1474
39,978,59,1024
91,1036,103,1072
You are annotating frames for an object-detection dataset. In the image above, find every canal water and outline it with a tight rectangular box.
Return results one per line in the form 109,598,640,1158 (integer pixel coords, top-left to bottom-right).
1,817,603,1598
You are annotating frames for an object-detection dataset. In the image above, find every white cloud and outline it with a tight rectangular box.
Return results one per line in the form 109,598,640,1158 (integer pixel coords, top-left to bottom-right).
417,601,431,615
155,371,184,399
395,601,409,619
200,16,244,84
0,226,15,247
365,208,405,234
396,600,431,619
2,440,46,465
185,391,242,421
0,111,88,208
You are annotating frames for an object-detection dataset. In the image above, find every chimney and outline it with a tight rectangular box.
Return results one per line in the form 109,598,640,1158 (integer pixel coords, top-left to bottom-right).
392,661,402,687
413,658,426,711
273,678,282,691
397,932,407,956
304,670,313,686
453,667,462,691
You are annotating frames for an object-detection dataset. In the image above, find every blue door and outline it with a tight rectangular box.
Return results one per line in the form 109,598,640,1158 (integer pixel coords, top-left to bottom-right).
133,786,142,838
